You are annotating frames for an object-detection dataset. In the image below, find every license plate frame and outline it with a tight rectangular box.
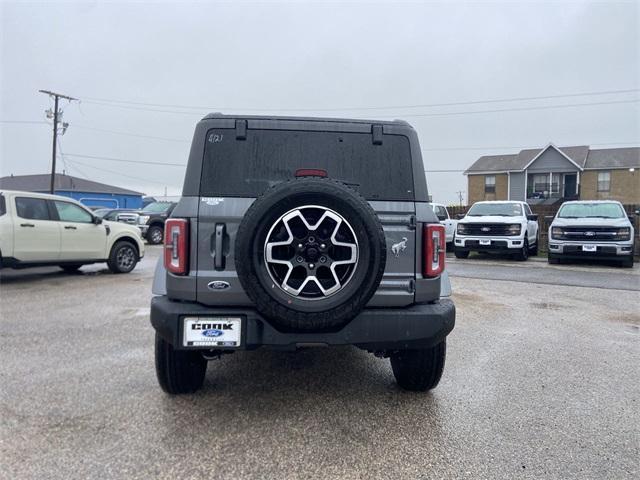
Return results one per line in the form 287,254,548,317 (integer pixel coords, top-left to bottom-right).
582,244,597,252
182,317,242,348
479,239,491,246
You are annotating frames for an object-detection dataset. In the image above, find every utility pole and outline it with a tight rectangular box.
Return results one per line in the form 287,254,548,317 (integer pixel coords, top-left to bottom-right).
456,190,465,207
38,90,77,193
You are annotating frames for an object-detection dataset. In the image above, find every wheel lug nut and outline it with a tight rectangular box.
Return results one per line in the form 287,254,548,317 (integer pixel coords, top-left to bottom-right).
297,243,303,249
320,243,326,249
309,263,315,269
296,256,304,263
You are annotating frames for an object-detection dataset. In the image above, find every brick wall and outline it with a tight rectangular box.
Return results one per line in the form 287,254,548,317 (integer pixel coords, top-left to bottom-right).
467,174,508,204
580,169,640,204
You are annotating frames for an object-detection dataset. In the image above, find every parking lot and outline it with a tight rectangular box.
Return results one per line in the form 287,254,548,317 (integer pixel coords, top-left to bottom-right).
1,247,638,479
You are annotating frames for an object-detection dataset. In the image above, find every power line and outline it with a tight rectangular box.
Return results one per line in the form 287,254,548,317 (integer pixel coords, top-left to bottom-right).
80,97,640,119
0,120,48,124
72,124,189,143
422,140,640,151
64,153,186,167
398,98,639,118
79,87,640,112
65,158,171,185
81,100,205,116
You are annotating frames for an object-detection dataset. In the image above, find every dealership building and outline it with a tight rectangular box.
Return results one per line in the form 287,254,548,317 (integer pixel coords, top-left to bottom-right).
0,173,144,209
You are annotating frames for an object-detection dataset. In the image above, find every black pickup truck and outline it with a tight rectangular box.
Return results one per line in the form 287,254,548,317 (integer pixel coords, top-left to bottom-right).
136,201,176,244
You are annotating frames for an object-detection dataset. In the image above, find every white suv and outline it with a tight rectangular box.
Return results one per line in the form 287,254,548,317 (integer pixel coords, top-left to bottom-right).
429,203,458,245
454,201,539,261
0,190,145,273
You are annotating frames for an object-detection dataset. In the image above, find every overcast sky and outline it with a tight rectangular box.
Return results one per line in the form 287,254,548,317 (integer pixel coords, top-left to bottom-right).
1,0,638,204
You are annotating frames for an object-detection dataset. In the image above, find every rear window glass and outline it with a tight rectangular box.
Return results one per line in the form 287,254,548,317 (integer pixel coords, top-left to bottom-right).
15,197,50,220
0,194,5,216
200,129,414,201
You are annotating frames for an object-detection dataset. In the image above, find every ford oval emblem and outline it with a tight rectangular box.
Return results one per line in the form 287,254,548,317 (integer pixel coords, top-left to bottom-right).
481,227,490,232
208,281,230,291
202,329,223,337
584,231,595,237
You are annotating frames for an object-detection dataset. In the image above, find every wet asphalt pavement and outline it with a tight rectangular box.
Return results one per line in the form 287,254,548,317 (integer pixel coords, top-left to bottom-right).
1,247,638,479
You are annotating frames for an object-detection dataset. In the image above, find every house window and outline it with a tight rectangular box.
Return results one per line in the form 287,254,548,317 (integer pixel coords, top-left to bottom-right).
597,171,611,192
533,174,548,194
551,173,560,194
485,175,496,193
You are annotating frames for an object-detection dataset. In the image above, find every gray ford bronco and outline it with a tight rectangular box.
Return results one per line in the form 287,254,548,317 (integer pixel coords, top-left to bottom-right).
150,114,455,394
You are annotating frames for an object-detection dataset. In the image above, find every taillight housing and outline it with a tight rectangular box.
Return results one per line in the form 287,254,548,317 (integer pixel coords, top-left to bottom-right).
164,219,189,275
423,224,445,277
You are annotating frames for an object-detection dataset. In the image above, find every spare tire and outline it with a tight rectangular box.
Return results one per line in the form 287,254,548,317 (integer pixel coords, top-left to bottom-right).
235,177,386,331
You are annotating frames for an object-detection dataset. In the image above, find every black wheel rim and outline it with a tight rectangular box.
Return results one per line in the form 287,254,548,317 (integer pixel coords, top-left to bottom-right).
117,246,136,270
151,229,163,243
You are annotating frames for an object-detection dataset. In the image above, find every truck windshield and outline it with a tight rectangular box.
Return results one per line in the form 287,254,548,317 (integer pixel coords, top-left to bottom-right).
142,202,172,213
92,209,110,218
467,203,522,217
200,129,415,201
557,202,625,219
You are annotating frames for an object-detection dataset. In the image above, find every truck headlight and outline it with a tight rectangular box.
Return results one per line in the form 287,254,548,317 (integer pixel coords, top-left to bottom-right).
456,223,468,235
138,215,150,225
551,227,564,239
614,227,631,241
507,224,521,235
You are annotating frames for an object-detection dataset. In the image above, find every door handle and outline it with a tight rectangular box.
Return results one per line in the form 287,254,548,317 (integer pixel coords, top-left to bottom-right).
64,225,77,230
20,223,35,227
214,223,226,270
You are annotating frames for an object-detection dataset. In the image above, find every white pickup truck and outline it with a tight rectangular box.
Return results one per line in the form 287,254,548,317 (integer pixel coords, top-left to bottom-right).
0,190,145,273
429,203,458,246
454,201,539,261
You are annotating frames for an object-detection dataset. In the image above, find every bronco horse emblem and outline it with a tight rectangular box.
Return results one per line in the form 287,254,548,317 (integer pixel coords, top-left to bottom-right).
391,237,408,258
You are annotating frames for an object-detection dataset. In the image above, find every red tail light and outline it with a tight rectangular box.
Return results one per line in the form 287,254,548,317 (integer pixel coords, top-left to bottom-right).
164,219,189,275
423,224,445,277
295,168,327,177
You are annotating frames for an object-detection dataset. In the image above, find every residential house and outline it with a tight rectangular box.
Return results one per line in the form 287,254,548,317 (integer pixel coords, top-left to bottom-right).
464,144,640,205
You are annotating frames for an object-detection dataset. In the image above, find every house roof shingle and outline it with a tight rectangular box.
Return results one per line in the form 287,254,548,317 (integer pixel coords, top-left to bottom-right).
585,147,640,170
0,173,144,196
465,145,639,174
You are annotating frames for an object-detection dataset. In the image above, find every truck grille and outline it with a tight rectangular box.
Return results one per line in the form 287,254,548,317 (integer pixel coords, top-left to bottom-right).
559,227,622,242
463,224,514,236
115,213,139,225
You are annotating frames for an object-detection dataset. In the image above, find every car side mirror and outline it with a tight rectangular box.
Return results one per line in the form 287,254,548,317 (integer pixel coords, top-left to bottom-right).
544,215,554,222
93,216,102,225
456,214,465,220
527,214,538,221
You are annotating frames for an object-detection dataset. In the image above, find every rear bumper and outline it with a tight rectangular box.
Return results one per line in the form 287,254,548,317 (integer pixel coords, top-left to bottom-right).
150,296,455,351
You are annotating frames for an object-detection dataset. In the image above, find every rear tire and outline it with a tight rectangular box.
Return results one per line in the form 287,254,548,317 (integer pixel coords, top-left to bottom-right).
155,333,207,394
390,341,446,392
454,249,469,259
147,225,164,245
107,241,139,274
530,237,539,256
